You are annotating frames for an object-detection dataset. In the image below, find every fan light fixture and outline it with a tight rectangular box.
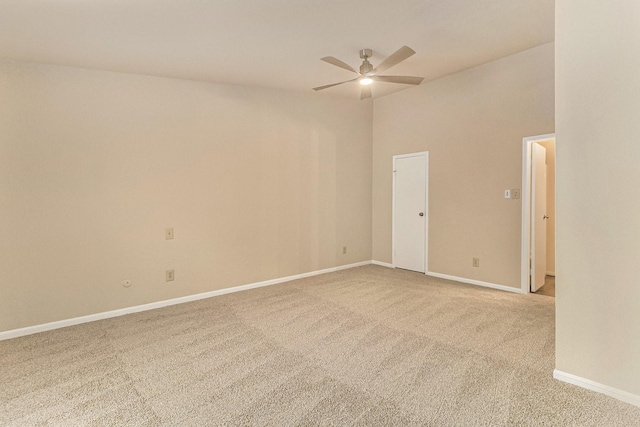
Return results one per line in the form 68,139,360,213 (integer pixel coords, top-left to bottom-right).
313,46,424,100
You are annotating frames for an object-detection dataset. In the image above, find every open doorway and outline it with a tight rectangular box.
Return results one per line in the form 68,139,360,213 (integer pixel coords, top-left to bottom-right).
521,134,556,296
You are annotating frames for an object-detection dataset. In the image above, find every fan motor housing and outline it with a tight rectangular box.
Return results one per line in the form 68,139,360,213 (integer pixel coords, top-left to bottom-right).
359,60,373,75
359,49,374,75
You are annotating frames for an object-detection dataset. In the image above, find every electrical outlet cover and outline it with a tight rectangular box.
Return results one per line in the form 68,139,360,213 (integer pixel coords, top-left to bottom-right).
165,227,174,240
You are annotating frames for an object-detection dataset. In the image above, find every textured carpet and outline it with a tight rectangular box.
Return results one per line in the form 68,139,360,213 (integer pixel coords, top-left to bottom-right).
2,265,639,426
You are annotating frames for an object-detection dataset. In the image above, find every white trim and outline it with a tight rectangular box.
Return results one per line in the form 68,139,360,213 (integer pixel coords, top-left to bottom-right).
521,133,555,293
0,261,371,341
426,271,525,294
554,370,640,408
371,260,394,268
392,151,429,273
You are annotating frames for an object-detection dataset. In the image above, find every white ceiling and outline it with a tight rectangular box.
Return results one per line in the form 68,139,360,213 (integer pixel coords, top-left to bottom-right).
0,0,554,99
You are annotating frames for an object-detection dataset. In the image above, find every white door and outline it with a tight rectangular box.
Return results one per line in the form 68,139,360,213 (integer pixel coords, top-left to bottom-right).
531,143,547,291
393,153,428,273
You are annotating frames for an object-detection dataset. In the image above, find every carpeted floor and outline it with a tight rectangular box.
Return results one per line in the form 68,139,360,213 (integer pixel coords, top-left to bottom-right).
2,265,639,426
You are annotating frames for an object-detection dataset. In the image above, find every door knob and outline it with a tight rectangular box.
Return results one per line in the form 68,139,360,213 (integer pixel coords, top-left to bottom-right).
419,212,424,216
543,215,549,220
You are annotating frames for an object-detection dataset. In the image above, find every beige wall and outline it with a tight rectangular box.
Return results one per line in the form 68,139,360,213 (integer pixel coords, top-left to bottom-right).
539,139,556,275
372,43,554,288
0,60,372,332
556,2,640,395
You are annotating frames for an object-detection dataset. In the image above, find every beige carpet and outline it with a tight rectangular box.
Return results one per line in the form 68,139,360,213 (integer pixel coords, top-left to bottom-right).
2,265,639,426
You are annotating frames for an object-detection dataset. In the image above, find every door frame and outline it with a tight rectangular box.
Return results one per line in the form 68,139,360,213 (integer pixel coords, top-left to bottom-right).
520,134,555,293
392,151,429,272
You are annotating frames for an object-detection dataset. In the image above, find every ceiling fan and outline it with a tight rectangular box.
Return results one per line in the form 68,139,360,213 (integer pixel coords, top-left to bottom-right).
313,46,424,99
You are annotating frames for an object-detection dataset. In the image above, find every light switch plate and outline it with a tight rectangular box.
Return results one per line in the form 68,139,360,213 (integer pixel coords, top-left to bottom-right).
504,190,511,199
511,189,520,199
165,227,174,240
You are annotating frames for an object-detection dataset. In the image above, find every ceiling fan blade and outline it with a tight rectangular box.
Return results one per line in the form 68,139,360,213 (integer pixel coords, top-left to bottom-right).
313,77,359,91
320,56,358,74
373,75,424,85
360,86,372,100
373,46,416,74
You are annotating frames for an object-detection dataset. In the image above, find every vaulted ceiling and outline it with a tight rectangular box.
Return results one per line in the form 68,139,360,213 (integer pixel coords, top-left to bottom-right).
0,0,554,99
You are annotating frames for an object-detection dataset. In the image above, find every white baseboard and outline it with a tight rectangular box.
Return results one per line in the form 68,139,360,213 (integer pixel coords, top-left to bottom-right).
426,271,525,294
0,261,371,341
371,260,394,268
554,370,640,408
